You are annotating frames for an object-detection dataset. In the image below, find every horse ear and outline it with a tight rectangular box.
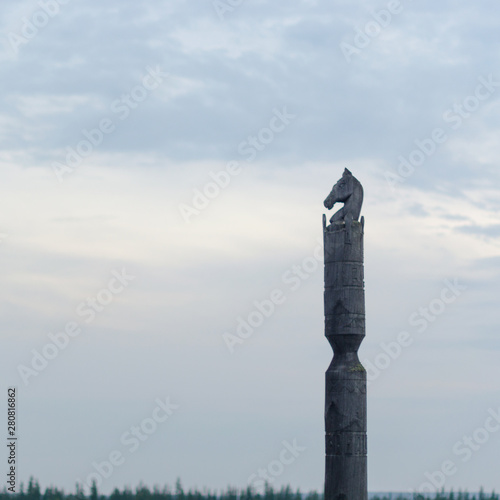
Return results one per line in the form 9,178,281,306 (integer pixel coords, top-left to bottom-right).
344,168,352,176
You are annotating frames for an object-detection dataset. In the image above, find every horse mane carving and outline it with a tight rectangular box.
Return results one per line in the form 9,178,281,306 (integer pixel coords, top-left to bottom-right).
324,169,363,224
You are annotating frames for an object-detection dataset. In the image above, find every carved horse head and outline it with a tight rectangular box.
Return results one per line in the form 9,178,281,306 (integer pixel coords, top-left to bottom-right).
324,169,363,223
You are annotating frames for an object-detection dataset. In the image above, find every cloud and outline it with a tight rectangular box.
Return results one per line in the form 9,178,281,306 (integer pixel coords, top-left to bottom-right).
456,223,500,239
1,0,500,494
0,0,497,185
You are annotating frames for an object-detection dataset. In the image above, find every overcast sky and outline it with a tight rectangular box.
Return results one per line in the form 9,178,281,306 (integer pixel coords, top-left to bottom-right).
0,0,499,495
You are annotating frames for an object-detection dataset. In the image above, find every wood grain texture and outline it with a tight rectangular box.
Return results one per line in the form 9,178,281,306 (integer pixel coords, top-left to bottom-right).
324,220,367,500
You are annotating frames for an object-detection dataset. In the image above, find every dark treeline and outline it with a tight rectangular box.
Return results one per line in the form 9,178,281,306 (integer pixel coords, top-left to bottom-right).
1,478,498,500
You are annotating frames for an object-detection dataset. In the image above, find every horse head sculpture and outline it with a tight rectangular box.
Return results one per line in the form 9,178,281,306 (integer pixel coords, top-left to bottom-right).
324,169,363,224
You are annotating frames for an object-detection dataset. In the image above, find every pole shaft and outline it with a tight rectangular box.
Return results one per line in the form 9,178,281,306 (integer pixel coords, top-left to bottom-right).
324,220,367,500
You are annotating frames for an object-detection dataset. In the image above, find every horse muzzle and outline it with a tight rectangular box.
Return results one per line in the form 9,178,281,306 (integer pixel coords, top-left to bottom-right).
324,198,335,210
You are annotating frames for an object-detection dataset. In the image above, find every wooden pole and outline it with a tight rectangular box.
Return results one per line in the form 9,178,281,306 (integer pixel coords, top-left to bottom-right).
323,213,367,500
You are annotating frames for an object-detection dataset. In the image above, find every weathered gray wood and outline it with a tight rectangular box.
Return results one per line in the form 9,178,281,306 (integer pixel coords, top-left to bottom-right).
323,171,367,500
324,169,364,224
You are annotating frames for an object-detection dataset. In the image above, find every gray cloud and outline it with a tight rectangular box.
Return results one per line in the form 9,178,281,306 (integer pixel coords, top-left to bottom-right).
456,223,500,238
1,0,500,494
0,0,499,184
